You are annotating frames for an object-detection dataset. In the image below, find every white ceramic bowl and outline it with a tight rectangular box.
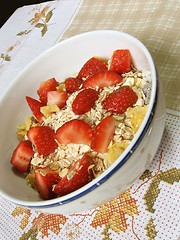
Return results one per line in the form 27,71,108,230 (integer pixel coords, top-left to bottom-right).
0,30,166,214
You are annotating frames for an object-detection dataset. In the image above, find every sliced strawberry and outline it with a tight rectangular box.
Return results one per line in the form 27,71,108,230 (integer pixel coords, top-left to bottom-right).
35,167,61,200
47,91,68,108
83,70,122,89
109,49,132,74
26,96,44,123
27,126,58,156
55,119,93,145
72,88,99,115
10,140,34,173
78,57,108,80
37,78,59,104
64,77,83,93
53,154,93,196
102,86,138,114
91,116,115,154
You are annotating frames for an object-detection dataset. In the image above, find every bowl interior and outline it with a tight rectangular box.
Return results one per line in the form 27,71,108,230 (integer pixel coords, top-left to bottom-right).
0,30,156,206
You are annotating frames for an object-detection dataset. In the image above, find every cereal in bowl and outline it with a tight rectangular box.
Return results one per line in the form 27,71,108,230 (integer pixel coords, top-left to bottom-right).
10,49,151,200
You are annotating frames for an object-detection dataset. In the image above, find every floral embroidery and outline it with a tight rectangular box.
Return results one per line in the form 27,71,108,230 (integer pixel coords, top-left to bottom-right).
0,41,20,67
17,5,54,37
91,190,139,234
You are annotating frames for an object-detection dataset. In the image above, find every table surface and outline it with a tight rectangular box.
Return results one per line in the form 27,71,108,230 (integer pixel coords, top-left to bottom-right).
0,1,179,239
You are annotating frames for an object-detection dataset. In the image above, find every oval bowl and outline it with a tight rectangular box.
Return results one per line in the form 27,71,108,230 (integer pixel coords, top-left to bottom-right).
0,30,166,214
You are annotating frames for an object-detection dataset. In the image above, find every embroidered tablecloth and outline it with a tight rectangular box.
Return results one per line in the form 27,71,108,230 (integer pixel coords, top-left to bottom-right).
0,1,179,239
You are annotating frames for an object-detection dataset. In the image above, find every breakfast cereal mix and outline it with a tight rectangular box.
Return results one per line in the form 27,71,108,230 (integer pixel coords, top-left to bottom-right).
10,49,151,200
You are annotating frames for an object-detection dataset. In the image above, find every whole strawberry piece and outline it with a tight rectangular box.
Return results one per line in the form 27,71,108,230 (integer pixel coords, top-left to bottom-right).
72,88,99,115
83,70,122,89
102,86,138,114
78,57,107,80
55,119,93,145
37,78,59,104
35,167,61,200
26,96,44,123
53,154,93,196
64,77,83,93
10,140,34,173
27,126,58,156
109,49,132,74
91,116,115,154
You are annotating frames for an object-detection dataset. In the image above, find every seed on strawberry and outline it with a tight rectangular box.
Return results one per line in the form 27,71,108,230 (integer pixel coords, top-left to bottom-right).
102,86,138,114
109,49,132,74
83,70,122,89
27,126,58,156
64,77,83,93
78,57,108,80
72,88,99,115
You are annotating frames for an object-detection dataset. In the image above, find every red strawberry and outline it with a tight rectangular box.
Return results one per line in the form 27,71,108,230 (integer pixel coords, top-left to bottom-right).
83,70,122,89
27,126,58,156
102,86,138,114
53,154,93,196
26,96,44,123
78,57,108,80
10,140,34,173
91,116,115,154
109,49,132,74
72,88,99,115
37,78,59,104
35,167,61,200
47,91,68,108
64,77,83,93
55,119,93,145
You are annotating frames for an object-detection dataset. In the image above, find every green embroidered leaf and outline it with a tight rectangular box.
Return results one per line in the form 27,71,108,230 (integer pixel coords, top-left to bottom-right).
41,25,47,36
143,168,180,213
1,53,5,58
145,217,157,240
45,10,53,22
143,175,161,213
4,55,11,61
159,168,180,184
17,30,32,36
139,169,152,180
101,224,111,240
35,23,44,28
19,228,38,240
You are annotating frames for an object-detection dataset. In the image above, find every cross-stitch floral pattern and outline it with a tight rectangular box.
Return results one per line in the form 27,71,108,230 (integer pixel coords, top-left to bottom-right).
0,1,179,239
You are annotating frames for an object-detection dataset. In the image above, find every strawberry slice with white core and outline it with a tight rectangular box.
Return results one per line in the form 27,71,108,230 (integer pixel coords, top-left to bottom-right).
55,119,93,145
26,96,44,123
35,167,61,200
47,91,68,108
10,140,34,173
27,126,58,156
83,70,122,89
37,78,59,104
91,116,115,154
53,154,93,196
